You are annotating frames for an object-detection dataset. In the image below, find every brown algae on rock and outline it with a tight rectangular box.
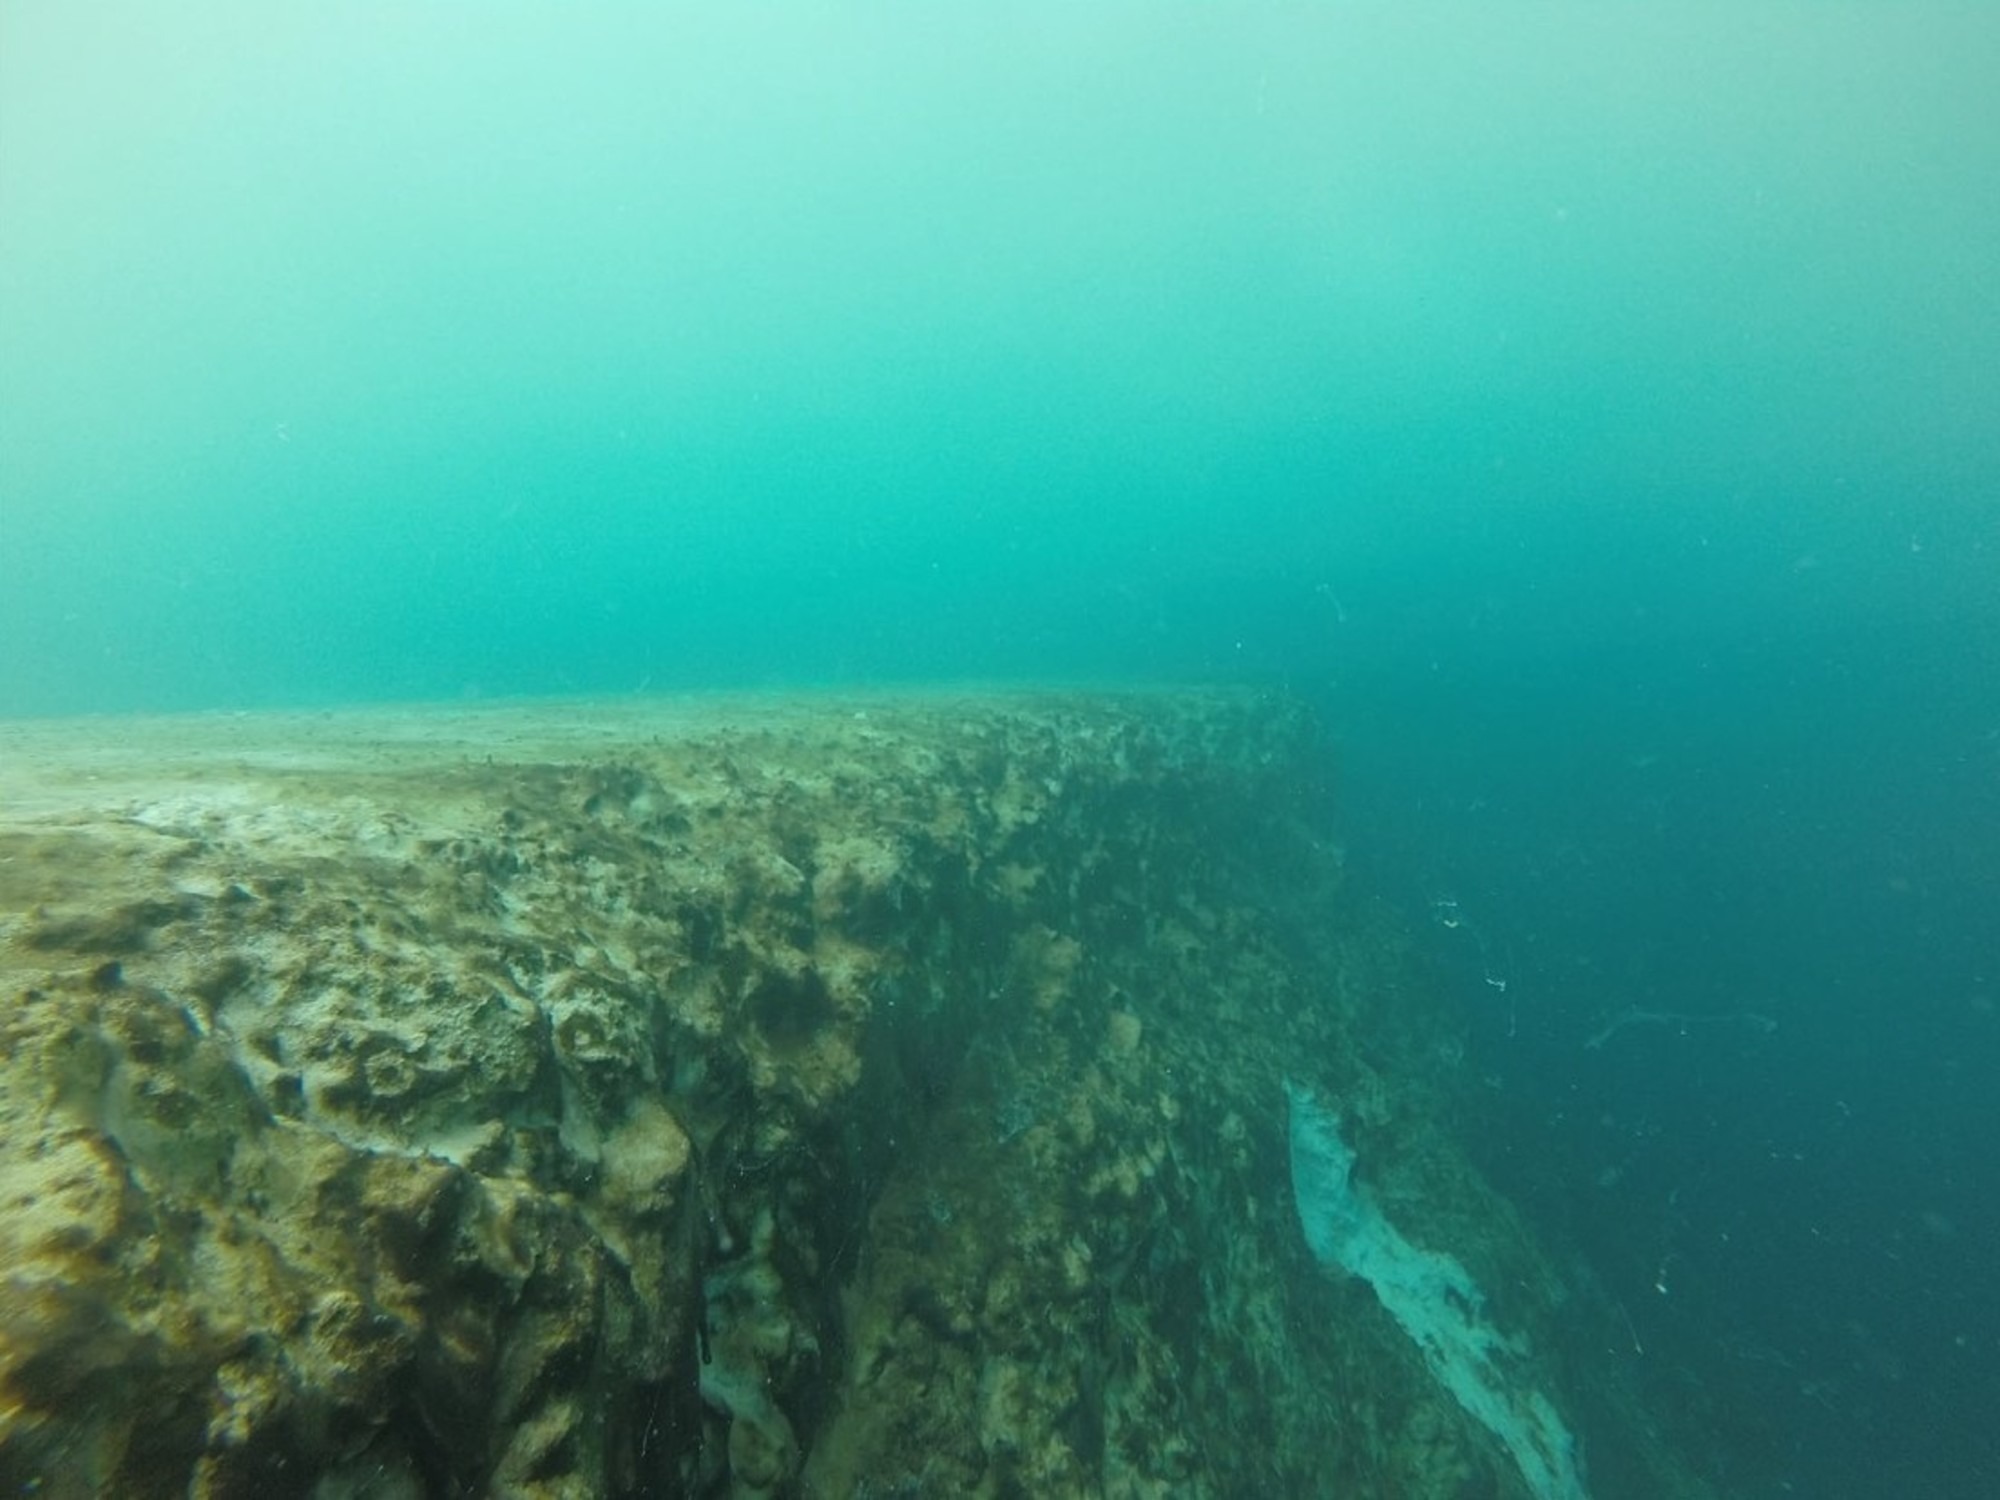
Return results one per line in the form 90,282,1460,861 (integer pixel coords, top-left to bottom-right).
0,690,1709,1497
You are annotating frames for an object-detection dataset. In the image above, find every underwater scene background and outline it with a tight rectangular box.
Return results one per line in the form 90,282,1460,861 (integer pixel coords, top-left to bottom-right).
3,4,1996,1495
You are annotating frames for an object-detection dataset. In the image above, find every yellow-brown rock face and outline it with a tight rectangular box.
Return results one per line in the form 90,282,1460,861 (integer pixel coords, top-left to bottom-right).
0,691,1700,1498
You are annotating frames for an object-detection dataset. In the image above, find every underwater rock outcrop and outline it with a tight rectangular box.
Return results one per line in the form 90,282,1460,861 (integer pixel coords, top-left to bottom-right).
0,691,1707,1497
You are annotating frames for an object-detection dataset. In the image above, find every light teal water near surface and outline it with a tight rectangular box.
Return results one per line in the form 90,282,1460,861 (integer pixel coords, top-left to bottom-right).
4,6,1996,1495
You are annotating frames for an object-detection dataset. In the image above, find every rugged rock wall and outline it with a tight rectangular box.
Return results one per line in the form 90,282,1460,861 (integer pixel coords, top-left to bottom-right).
0,691,1701,1498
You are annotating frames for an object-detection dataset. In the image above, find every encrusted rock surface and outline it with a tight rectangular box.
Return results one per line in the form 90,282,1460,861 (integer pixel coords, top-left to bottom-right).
0,691,1706,1497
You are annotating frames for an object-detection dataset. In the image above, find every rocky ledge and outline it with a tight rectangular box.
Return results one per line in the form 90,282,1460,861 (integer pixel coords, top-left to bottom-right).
0,690,1702,1498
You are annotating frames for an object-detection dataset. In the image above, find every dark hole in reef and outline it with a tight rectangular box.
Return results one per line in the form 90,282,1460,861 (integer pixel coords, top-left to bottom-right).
747,969,833,1054
679,901,721,963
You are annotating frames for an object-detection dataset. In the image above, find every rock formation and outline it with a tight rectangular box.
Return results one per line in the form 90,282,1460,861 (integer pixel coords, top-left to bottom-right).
0,691,1704,1497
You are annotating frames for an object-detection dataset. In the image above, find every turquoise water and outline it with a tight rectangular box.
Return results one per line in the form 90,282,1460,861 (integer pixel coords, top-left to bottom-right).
4,5,1996,1494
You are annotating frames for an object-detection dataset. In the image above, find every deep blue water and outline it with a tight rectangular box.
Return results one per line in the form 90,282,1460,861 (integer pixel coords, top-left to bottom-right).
4,5,1996,1494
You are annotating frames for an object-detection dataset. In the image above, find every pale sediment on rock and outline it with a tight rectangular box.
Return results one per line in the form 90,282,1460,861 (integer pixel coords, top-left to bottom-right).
1288,1081,1589,1500
0,690,1707,1497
